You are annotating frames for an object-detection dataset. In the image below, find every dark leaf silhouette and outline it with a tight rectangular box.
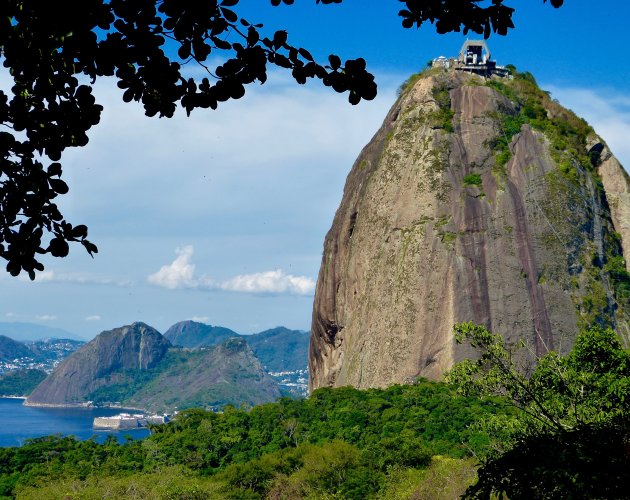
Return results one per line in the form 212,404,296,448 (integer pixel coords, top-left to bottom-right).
0,0,562,278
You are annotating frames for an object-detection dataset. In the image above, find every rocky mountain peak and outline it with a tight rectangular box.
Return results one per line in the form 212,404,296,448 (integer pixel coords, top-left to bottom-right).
309,67,630,391
26,322,170,406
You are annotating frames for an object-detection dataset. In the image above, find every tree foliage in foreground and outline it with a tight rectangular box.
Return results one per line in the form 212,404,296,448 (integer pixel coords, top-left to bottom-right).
447,322,630,499
0,0,563,278
0,381,508,498
2,322,627,498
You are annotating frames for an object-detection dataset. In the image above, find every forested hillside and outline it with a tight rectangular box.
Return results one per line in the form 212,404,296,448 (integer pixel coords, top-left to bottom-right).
0,381,508,499
1,324,628,499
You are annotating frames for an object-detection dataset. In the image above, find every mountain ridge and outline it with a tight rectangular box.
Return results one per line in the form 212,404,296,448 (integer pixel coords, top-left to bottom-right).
164,320,309,372
0,322,83,342
26,322,170,406
24,321,302,410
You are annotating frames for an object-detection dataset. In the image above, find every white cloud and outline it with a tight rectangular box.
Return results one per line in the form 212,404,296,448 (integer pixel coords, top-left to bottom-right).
147,245,196,289
25,269,133,287
58,72,396,239
33,270,55,282
85,315,102,321
5,312,16,318
36,314,57,321
148,246,315,295
219,269,315,295
190,316,209,323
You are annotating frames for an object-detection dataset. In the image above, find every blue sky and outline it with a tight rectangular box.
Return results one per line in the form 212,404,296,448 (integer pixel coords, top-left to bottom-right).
1,1,629,339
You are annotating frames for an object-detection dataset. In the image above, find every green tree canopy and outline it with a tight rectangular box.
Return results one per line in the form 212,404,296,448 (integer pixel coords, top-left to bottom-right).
447,322,630,498
0,0,563,278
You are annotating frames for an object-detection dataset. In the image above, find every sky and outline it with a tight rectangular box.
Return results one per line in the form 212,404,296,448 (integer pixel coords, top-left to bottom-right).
1,1,629,339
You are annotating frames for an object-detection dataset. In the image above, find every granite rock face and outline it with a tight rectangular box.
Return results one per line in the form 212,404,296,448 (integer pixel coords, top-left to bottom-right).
310,69,630,390
26,322,170,406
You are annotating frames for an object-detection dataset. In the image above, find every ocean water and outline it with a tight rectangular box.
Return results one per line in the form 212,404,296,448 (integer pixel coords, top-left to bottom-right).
0,398,150,447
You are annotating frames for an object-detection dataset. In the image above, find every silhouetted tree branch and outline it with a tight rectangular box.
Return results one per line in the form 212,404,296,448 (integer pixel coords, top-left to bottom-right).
0,0,563,277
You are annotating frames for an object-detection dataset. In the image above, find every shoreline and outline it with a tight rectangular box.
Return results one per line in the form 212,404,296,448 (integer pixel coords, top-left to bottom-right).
23,401,92,408
22,400,148,413
0,398,153,448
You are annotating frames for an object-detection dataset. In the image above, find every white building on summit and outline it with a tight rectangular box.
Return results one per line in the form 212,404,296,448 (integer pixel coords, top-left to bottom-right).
432,40,510,78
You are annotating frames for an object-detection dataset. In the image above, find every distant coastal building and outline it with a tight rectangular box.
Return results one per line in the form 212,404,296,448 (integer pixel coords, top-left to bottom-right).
93,412,170,430
432,40,510,78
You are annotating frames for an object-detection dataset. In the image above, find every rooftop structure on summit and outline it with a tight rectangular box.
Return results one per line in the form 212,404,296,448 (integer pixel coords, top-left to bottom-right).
432,40,510,78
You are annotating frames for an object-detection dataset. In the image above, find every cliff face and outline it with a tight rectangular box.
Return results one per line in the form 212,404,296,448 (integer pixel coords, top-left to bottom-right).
26,322,170,406
310,69,630,390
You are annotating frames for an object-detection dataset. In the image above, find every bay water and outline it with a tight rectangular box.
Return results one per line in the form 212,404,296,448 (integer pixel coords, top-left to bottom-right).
0,397,150,447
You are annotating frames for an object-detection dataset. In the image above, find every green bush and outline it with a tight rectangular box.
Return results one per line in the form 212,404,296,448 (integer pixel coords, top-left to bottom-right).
430,82,455,132
463,173,482,186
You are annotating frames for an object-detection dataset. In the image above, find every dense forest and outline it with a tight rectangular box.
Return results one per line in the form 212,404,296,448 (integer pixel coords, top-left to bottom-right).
0,381,507,499
1,324,628,499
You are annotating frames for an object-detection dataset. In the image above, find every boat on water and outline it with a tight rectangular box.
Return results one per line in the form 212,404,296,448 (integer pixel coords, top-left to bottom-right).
93,413,170,430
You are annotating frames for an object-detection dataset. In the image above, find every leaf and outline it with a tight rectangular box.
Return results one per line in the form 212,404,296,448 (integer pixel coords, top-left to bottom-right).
220,7,238,23
48,238,69,257
82,240,98,256
47,163,62,177
178,42,191,60
71,225,88,238
328,54,341,70
298,47,314,61
49,178,69,194
273,30,288,49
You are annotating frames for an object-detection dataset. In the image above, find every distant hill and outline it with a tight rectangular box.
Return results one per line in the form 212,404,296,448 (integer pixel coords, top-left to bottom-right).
0,322,83,342
247,327,310,372
0,337,84,376
0,369,47,396
109,338,280,412
26,323,282,412
26,323,170,406
164,321,309,372
0,335,33,361
25,338,85,363
163,321,239,348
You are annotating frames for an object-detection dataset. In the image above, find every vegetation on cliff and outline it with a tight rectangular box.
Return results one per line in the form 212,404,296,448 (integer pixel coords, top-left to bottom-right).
311,63,630,389
483,67,630,333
